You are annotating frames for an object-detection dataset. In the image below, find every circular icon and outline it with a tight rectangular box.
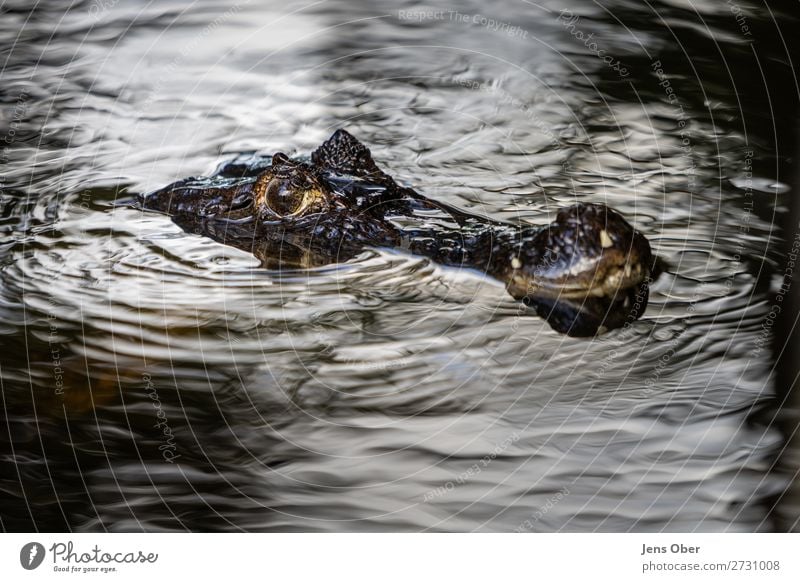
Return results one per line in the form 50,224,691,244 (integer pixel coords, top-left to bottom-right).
19,542,45,570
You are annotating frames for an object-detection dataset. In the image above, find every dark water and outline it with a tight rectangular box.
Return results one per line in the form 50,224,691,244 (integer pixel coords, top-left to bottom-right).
1,0,799,531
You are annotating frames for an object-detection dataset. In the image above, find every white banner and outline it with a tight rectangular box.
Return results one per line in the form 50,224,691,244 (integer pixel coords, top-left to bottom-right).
1,533,798,581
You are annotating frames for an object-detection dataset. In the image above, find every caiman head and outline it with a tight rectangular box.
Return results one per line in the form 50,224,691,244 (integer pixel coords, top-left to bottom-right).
141,130,652,335
141,131,403,265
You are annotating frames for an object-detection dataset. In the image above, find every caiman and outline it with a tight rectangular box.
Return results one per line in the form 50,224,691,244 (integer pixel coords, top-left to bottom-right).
140,130,652,336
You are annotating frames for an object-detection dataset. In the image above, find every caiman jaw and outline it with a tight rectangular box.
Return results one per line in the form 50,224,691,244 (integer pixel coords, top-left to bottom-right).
514,260,649,300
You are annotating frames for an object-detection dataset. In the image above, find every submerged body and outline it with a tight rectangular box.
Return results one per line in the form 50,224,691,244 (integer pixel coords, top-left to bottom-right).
141,130,652,335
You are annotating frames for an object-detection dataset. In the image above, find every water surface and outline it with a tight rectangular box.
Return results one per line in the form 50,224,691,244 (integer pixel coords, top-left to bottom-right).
1,0,798,531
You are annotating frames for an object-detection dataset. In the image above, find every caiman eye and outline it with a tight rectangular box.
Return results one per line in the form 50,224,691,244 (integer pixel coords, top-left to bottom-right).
264,179,307,216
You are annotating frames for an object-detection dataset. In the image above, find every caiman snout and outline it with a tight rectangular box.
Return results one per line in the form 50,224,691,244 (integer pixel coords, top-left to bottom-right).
504,202,651,301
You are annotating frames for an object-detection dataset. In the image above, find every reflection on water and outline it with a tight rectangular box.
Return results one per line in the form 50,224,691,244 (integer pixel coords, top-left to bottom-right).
0,0,797,531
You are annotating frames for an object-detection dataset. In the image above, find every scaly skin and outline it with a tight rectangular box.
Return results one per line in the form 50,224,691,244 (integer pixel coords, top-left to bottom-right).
140,130,652,335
